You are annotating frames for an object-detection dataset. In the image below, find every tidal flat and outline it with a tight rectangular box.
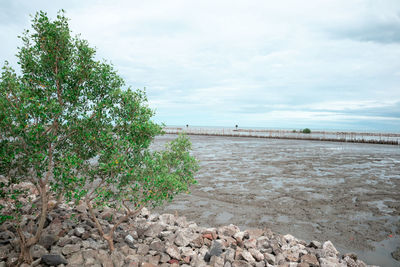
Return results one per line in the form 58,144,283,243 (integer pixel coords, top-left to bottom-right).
153,134,400,266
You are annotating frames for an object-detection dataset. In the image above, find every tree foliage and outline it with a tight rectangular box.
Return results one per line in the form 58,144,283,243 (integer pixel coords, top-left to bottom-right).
0,10,198,264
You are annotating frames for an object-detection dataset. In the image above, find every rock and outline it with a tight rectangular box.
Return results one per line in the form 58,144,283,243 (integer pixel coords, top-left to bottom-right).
149,240,165,252
322,241,339,257
308,241,321,249
249,248,264,261
159,214,175,225
283,234,296,243
30,244,48,259
142,263,157,267
218,224,240,237
175,216,189,227
190,235,204,248
95,249,113,267
0,262,5,267
144,223,164,238
319,257,341,267
140,207,150,217
160,253,171,263
342,256,357,267
125,234,135,247
232,260,252,267
62,244,80,255
57,236,73,247
74,227,85,237
39,234,59,250
301,254,319,267
246,229,264,239
205,240,224,262
244,238,257,249
234,232,246,241
210,255,225,266
240,250,255,263
111,251,125,266
175,229,195,247
69,252,84,265
264,253,275,265
166,244,180,260
41,254,68,266
137,244,150,255
392,247,400,261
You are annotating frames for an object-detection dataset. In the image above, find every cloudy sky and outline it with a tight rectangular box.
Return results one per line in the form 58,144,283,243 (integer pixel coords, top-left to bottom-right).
1,0,400,132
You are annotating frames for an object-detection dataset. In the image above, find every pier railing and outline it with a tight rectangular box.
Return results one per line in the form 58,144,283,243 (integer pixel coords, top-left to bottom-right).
163,127,400,145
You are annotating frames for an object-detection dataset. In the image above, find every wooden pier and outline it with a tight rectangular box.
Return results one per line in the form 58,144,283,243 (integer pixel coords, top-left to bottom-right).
163,127,400,145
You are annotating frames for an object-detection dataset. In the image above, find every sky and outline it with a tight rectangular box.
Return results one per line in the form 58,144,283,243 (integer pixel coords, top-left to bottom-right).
1,0,400,132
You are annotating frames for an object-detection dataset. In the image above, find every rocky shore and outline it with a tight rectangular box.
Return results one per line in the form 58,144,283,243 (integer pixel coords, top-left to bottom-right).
0,204,377,267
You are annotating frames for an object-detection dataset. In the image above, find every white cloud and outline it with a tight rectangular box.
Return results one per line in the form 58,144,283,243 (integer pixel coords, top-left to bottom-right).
0,0,399,131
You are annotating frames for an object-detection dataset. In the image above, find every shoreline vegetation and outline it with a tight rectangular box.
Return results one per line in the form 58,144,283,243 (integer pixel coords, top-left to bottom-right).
164,127,400,145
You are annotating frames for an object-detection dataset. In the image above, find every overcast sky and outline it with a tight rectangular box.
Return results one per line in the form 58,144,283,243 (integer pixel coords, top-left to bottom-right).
1,0,400,132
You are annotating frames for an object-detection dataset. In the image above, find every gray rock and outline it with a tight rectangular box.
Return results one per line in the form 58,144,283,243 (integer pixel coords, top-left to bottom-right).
342,255,357,267
232,260,252,267
309,241,322,249
210,255,225,266
74,227,85,237
392,247,400,261
240,250,255,263
204,240,224,262
319,256,341,267
322,241,339,257
175,216,188,227
0,245,10,261
140,207,150,217
249,248,264,262
61,244,80,256
301,254,319,267
263,253,275,265
125,234,135,247
243,238,257,249
160,253,171,263
149,240,165,252
41,254,68,266
137,244,150,255
159,214,175,225
68,252,84,265
166,244,180,260
111,251,125,267
39,234,59,250
218,224,240,237
144,223,164,238
30,244,48,259
175,229,195,247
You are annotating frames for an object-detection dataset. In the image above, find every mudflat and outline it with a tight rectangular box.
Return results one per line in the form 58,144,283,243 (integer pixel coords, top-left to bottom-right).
153,134,400,266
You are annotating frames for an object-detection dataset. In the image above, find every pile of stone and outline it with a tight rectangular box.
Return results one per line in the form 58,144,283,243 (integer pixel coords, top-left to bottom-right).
0,204,376,267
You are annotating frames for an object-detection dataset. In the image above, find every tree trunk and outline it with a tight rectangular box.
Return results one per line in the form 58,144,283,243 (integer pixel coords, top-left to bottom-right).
19,243,33,265
103,234,115,252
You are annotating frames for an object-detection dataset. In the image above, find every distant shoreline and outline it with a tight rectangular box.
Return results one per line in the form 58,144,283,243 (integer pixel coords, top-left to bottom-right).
164,127,400,145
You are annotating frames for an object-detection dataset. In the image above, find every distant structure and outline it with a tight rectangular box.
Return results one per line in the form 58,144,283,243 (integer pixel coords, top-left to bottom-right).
235,125,238,130
186,124,189,128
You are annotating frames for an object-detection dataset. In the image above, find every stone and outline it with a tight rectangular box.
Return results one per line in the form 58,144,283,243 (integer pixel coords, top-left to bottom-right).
166,244,180,260
62,244,80,255
190,235,204,248
322,241,339,257
111,251,125,267
39,234,59,250
234,232,246,241
264,253,275,265
241,250,255,263
96,250,113,267
257,236,270,249
342,256,357,267
175,216,189,227
392,247,400,261
74,227,85,237
125,234,135,247
159,214,175,225
308,241,321,249
249,248,264,261
319,257,340,267
160,253,171,263
232,260,252,267
30,244,48,259
218,224,240,237
175,229,195,247
244,238,257,249
69,252,84,265
301,254,319,267
142,263,157,267
137,244,150,255
246,229,264,239
205,240,224,262
149,240,165,252
144,223,164,238
210,255,225,266
57,236,73,247
41,254,68,266
224,262,232,267
140,207,150,217
283,234,296,243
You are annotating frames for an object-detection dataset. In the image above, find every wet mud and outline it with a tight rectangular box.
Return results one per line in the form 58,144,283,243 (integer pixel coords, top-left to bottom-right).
152,134,400,266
